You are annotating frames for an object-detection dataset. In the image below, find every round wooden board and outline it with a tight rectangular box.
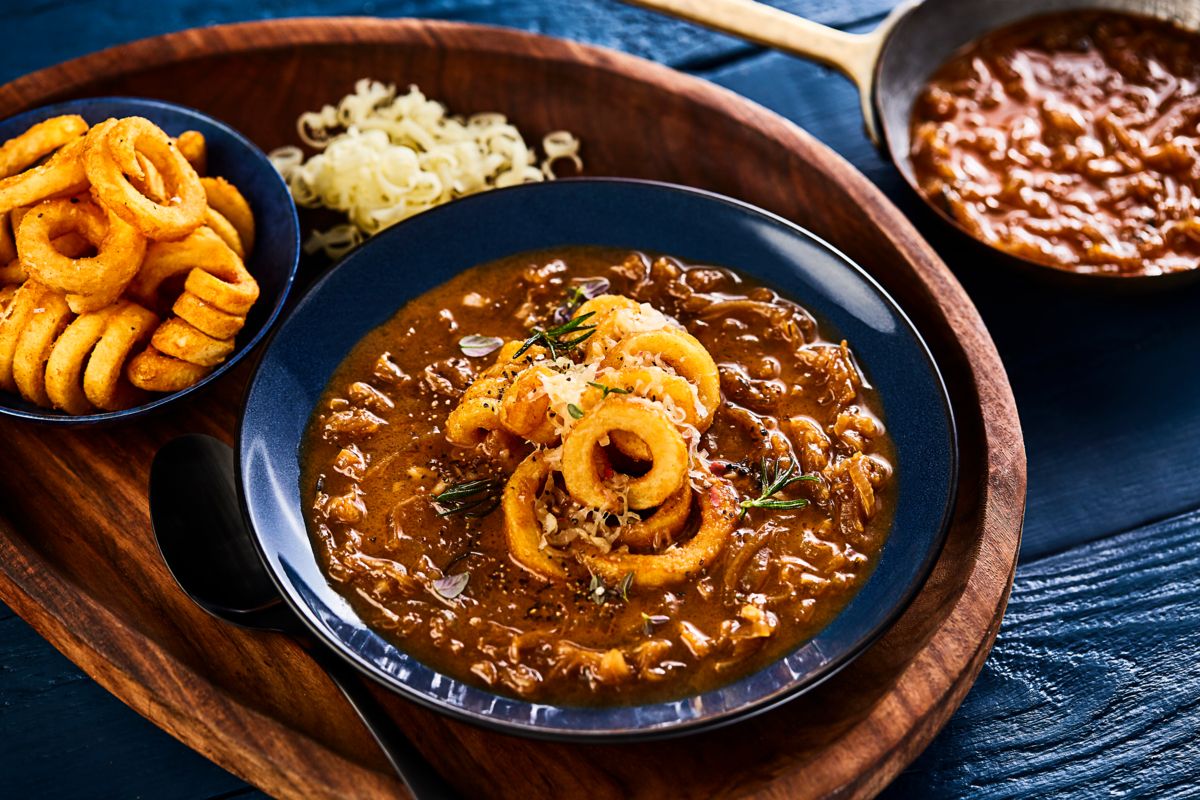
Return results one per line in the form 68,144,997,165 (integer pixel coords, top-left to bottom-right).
0,18,1024,800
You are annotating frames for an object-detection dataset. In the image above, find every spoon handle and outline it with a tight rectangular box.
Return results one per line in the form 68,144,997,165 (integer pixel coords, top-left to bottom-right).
309,645,462,799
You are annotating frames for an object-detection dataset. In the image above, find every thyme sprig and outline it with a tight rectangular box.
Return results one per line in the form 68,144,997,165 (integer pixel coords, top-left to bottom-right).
737,457,819,521
514,311,596,359
432,477,503,517
587,381,631,399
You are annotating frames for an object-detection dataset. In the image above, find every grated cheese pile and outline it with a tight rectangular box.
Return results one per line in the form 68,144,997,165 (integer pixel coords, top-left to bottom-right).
268,79,582,258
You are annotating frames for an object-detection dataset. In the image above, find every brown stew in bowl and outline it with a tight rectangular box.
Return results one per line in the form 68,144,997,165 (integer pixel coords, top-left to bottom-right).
911,11,1200,276
300,247,895,705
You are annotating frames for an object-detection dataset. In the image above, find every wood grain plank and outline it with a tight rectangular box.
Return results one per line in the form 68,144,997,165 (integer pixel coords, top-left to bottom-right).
704,47,1200,560
0,0,897,84
883,508,1200,798
0,614,248,799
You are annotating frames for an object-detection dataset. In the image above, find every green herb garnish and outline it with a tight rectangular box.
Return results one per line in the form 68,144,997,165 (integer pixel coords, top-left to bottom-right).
432,478,503,517
567,403,585,420
587,381,631,399
618,571,634,601
513,311,596,359
737,457,818,521
588,574,607,605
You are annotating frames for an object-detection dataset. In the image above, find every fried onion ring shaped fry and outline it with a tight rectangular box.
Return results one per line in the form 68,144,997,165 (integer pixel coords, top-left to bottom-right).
176,131,207,176
201,176,254,255
602,328,720,426
0,115,88,179
82,300,159,411
503,450,569,580
615,482,693,550
499,364,559,445
16,197,147,313
84,117,206,240
0,137,88,213
204,207,245,258
446,341,549,447
128,226,258,316
45,306,112,414
584,365,708,461
445,374,506,447
150,317,235,368
12,289,73,406
562,397,687,512
0,280,50,391
575,294,640,359
171,291,244,340
581,479,739,589
126,345,212,394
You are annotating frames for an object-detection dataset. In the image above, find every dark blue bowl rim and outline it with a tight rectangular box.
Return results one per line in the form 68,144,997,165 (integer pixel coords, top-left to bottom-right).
238,177,958,741
0,96,300,425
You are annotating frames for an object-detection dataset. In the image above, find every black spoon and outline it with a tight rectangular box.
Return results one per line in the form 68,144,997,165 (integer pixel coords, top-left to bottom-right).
149,433,459,800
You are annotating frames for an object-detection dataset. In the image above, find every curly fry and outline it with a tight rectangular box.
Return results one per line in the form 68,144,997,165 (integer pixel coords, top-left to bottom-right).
12,288,73,406
561,397,687,512
16,197,146,313
150,317,235,367
0,137,88,213
125,345,212,393
581,479,739,588
82,300,158,411
503,451,569,580
44,305,113,414
0,115,88,179
201,176,254,254
176,131,206,176
0,279,50,391
84,116,205,240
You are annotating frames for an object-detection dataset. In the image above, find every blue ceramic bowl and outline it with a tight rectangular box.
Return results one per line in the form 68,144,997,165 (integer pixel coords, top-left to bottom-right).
0,97,299,424
240,179,957,740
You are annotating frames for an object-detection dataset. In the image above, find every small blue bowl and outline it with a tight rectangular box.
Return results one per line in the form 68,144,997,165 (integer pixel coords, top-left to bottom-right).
0,97,299,424
240,179,957,740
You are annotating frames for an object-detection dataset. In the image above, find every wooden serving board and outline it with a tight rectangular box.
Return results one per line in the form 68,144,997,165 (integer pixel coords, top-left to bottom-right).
0,18,1025,799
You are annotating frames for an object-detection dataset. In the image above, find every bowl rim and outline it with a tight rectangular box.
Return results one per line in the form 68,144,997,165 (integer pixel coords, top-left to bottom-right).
0,95,300,425
237,176,959,741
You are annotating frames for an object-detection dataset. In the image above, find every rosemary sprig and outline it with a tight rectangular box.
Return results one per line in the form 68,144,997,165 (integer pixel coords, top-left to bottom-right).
513,311,597,359
587,381,631,399
432,477,503,517
737,457,818,521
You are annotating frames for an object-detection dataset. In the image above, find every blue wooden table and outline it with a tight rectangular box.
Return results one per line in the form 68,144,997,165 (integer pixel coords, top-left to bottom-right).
3,2,1199,798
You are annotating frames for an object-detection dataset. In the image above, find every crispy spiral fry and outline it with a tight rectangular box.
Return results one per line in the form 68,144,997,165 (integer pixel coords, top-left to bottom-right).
176,131,207,176
503,450,569,580
0,115,260,413
0,136,88,213
84,116,206,240
445,290,729,581
124,226,258,391
16,197,147,313
0,278,159,413
580,479,739,589
561,397,687,512
201,176,255,255
0,280,51,392
602,328,720,425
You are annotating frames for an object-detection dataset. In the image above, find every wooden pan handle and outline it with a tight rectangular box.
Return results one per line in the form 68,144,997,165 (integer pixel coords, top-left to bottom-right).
621,0,883,88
